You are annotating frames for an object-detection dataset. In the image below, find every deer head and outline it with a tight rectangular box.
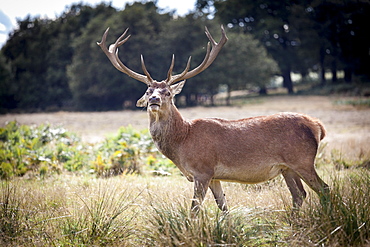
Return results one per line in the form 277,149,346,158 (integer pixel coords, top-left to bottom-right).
136,81,185,116
97,26,228,114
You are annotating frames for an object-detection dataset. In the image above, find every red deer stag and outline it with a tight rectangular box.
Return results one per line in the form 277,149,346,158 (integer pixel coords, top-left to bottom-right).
97,26,329,215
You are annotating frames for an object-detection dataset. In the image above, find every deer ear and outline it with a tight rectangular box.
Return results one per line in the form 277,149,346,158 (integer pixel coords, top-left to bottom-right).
136,95,147,107
171,80,186,95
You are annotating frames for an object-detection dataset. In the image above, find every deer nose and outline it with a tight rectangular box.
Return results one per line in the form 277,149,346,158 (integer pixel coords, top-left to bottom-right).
149,95,161,104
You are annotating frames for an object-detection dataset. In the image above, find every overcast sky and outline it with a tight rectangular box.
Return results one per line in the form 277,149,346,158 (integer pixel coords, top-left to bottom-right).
0,0,197,46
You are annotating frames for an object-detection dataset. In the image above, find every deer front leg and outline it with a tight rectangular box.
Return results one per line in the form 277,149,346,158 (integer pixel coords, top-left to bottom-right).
191,176,211,217
209,180,228,212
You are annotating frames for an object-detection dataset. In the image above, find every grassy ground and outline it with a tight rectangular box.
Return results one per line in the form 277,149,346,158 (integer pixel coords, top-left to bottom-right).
1,95,369,246
1,165,369,246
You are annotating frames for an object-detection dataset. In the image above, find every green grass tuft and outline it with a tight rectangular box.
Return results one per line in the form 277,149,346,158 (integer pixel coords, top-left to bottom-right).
285,169,370,246
141,198,287,246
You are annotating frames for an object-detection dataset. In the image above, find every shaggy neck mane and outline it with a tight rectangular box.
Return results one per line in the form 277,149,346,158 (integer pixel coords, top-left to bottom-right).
149,104,190,162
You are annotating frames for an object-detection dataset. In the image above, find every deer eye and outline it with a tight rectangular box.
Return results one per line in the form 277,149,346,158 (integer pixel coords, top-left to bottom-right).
161,89,170,96
146,88,154,95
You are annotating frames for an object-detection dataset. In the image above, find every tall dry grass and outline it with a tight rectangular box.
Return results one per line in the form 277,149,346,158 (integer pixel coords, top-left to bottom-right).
0,165,369,246
285,169,370,246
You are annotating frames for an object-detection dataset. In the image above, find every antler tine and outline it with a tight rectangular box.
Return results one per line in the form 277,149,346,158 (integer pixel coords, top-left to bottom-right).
97,27,152,85
165,55,175,83
166,55,192,84
97,27,109,48
176,56,192,81
116,28,131,47
141,55,153,82
204,26,218,46
166,25,228,85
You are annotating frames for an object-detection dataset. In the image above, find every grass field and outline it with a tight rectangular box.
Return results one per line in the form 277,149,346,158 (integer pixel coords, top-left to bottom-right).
1,95,370,246
1,167,369,246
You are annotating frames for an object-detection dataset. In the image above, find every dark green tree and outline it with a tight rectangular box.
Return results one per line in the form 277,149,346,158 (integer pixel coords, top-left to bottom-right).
311,0,370,83
0,3,116,111
221,32,278,103
45,3,117,109
199,0,370,87
1,17,53,110
0,52,14,111
194,30,278,105
204,0,307,93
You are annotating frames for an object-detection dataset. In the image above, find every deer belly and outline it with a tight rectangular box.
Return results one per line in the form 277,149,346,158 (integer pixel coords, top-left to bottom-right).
213,163,286,184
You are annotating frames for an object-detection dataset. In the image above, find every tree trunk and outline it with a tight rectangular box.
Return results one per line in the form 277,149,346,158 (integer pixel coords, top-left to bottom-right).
210,94,215,106
331,60,338,83
344,67,352,83
320,67,326,85
185,93,197,106
320,46,326,85
282,69,294,94
226,84,232,106
259,86,267,95
331,46,338,83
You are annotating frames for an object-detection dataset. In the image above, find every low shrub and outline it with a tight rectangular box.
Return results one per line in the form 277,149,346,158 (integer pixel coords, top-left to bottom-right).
0,121,88,178
0,122,177,179
92,126,151,176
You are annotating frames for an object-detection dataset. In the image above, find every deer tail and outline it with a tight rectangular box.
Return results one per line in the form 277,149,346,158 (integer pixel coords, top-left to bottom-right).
316,119,326,142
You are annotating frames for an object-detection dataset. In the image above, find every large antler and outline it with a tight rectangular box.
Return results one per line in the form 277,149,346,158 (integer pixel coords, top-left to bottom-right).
97,28,153,85
165,26,228,85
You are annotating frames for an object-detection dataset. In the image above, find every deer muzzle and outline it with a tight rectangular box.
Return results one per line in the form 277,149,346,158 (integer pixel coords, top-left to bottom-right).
148,95,161,111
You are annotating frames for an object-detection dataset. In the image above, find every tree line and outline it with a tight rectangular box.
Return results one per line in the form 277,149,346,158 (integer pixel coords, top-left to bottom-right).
201,0,370,93
0,0,369,112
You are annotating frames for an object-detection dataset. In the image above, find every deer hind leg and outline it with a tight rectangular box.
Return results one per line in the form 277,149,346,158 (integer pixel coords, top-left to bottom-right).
294,165,330,206
209,180,228,212
282,168,307,208
191,176,211,217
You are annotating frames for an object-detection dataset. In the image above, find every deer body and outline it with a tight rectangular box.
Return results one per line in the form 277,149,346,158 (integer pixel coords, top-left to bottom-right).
98,26,329,214
151,107,324,184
